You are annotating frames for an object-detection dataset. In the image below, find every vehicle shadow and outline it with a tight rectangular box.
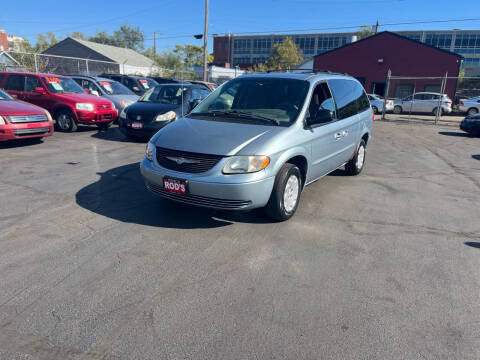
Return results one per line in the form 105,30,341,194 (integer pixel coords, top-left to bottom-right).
0,138,43,149
473,155,480,161
438,131,472,137
90,126,148,143
327,168,348,176
464,242,480,249
75,162,273,229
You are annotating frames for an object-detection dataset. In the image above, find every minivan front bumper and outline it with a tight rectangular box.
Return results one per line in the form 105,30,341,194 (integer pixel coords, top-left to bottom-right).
140,157,275,210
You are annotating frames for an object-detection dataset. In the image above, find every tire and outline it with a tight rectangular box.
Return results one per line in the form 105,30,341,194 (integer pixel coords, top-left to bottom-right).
393,105,402,114
372,106,378,114
432,107,443,116
265,163,302,221
97,121,112,130
467,108,479,116
345,139,366,176
55,110,77,132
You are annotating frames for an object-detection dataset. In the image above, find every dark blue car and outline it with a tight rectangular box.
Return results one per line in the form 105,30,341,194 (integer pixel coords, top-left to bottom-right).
460,113,480,136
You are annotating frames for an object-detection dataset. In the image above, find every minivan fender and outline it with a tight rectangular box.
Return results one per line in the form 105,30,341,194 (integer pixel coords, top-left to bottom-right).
270,147,310,186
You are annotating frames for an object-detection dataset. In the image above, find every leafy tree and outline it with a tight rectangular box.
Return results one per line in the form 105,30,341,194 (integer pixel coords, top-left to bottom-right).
143,48,183,69
355,26,375,40
88,31,115,46
88,24,144,51
267,37,303,70
173,44,212,68
68,31,87,40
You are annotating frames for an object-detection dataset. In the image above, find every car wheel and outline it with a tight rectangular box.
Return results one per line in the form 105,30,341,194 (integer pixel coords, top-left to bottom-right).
97,121,112,130
372,106,378,114
432,107,443,116
265,163,302,221
467,108,479,116
345,139,366,176
393,105,402,114
55,110,77,132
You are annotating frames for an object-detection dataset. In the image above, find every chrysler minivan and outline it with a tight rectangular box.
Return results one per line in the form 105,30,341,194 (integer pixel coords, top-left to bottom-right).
140,73,373,221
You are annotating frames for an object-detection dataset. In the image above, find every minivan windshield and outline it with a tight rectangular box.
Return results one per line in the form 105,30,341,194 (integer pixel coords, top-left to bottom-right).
98,80,134,95
42,77,85,94
190,77,309,126
140,85,188,105
0,88,13,100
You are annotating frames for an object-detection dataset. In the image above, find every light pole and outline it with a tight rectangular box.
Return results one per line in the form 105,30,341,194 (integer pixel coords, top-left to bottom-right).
203,0,209,81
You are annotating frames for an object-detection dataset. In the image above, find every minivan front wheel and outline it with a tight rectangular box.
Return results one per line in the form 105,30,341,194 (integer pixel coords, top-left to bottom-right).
345,140,366,175
265,163,302,221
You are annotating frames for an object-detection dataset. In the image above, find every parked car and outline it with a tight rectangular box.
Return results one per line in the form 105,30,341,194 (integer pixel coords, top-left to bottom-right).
149,76,180,84
140,73,373,221
99,74,159,96
459,97,480,116
118,83,211,140
460,113,480,136
393,92,452,115
189,80,217,91
0,72,117,132
0,88,53,141
367,94,394,114
70,75,139,116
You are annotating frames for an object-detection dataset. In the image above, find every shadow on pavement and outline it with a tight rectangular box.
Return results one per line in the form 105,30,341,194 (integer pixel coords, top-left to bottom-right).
0,137,43,149
75,162,272,229
438,131,472,137
464,242,480,249
473,155,480,161
328,168,348,177
91,126,148,143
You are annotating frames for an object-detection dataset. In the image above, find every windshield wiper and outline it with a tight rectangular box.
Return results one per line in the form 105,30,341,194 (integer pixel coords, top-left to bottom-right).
200,110,279,125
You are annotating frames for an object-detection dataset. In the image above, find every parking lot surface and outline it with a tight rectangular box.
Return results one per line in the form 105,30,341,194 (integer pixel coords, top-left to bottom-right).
1,122,480,359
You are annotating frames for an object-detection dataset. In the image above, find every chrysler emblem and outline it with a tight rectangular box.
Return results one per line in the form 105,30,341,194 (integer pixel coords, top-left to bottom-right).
165,156,200,165
136,115,142,121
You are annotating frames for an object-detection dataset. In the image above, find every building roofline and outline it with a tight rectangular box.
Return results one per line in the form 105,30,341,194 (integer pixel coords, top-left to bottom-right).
313,31,463,59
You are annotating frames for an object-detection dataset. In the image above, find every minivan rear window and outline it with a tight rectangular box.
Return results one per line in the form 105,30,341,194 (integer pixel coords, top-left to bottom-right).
328,79,370,119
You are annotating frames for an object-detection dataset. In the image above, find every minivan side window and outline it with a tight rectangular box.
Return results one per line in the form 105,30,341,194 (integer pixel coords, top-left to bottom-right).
328,79,368,119
307,82,336,123
5,75,25,91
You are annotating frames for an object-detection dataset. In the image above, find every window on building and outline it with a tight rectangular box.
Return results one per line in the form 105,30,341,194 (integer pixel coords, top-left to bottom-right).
425,34,452,50
395,84,414,99
252,38,272,54
294,37,315,55
233,39,252,54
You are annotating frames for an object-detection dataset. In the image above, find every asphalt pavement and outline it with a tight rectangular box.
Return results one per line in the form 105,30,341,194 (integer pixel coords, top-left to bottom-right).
0,122,479,359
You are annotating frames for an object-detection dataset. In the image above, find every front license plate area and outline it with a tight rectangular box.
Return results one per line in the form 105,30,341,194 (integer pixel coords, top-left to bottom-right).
132,122,143,129
163,177,187,194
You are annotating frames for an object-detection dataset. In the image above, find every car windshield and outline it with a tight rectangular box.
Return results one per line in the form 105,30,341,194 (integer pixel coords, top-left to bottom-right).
140,85,188,105
0,88,13,100
42,77,85,94
137,78,158,90
190,77,309,126
98,80,133,95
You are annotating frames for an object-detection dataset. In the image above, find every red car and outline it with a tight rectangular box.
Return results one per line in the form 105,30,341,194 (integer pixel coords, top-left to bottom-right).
0,88,53,141
0,72,117,132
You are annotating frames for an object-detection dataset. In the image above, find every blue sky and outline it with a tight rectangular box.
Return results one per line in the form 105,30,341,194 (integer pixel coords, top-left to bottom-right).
1,0,479,52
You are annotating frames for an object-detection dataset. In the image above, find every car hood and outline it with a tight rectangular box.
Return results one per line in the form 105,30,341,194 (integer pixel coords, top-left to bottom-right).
106,94,139,103
54,92,111,104
125,102,180,121
0,100,45,115
152,116,285,156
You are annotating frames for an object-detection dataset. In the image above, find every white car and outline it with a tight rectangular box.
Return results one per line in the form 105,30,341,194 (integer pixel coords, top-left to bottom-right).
393,92,452,115
459,97,480,116
367,94,394,114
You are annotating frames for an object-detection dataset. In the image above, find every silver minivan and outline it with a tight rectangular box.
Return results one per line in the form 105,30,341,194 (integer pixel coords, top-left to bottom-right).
140,73,373,221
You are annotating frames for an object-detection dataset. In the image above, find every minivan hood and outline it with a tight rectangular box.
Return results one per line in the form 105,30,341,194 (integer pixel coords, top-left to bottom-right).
152,116,283,156
0,100,45,115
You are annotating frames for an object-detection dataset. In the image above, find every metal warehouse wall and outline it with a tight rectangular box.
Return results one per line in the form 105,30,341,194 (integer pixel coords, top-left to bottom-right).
313,32,462,99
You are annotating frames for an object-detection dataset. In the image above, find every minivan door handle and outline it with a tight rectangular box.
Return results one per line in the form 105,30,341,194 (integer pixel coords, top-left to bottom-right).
342,130,348,137
334,132,342,140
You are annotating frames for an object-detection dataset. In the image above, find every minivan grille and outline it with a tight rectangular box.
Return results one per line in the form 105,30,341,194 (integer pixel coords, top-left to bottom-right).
156,147,223,173
7,114,48,123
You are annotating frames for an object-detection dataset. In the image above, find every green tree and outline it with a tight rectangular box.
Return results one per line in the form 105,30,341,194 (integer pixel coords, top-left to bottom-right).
88,24,144,51
143,48,183,69
267,37,303,70
355,25,375,40
173,44,212,68
34,31,58,52
68,31,87,40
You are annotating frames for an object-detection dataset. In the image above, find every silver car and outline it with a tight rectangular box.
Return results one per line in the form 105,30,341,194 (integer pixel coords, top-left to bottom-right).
393,92,452,115
140,73,373,221
368,94,394,114
459,97,480,116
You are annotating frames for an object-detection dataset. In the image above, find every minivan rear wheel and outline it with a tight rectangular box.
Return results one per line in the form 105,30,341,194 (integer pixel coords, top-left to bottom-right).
265,163,302,221
55,110,77,132
345,140,366,176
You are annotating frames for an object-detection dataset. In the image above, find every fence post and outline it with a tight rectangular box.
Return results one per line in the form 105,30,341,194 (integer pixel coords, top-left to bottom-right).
86,59,89,75
34,54,38,73
382,69,391,120
435,72,448,125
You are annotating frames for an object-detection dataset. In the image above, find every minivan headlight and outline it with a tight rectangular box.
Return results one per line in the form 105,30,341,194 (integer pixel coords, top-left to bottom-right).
222,155,270,174
155,111,176,122
76,103,94,111
146,142,155,161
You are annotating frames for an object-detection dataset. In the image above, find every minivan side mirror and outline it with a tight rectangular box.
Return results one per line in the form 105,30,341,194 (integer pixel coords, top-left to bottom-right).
307,109,334,126
34,87,46,95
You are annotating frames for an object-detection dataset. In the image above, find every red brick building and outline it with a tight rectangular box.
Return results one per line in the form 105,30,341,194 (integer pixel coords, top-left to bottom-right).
0,30,8,51
313,31,462,99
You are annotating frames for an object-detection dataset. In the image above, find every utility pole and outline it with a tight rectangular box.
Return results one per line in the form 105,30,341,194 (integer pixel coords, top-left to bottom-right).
203,0,209,81
374,20,379,34
153,32,157,65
